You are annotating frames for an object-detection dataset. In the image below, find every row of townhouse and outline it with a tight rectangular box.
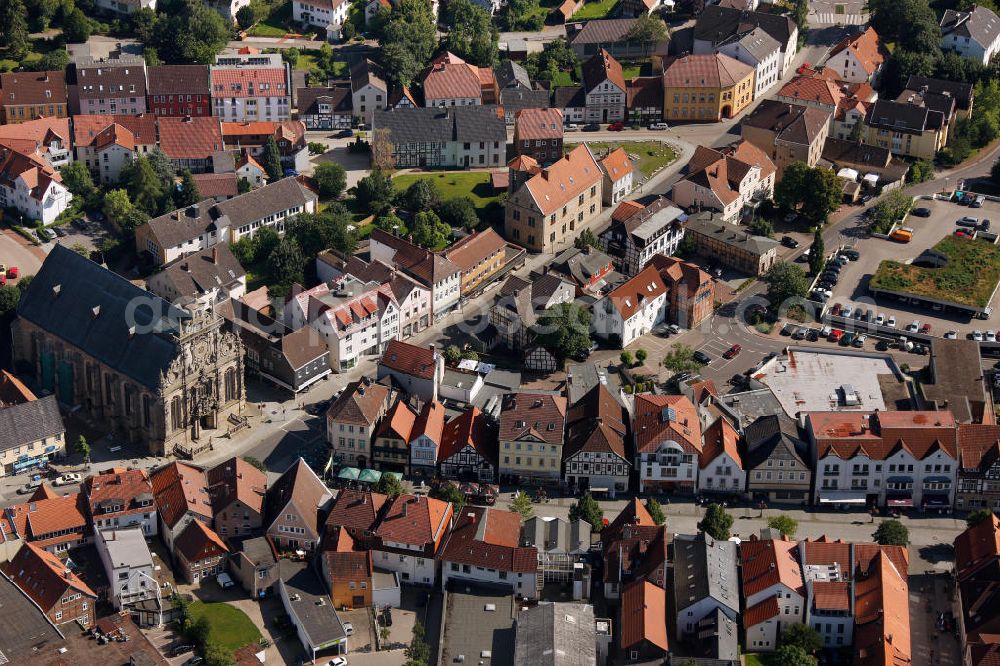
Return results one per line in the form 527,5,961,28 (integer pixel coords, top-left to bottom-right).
953,513,1000,665
0,52,291,125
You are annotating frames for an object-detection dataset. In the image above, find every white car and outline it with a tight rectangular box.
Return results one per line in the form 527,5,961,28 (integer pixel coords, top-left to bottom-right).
564,123,580,132
886,316,896,328
343,622,354,636
973,330,985,341
906,320,920,332
876,313,886,325
649,122,669,130
989,331,998,342
842,305,854,318
327,658,348,666
945,330,958,339
216,573,235,589
53,473,82,487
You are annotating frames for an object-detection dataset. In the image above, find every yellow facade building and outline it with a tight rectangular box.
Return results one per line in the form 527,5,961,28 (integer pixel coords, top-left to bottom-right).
662,53,756,122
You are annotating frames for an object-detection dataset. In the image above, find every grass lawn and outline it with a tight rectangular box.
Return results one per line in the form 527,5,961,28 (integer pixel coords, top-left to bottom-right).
744,655,767,666
249,1,293,36
393,171,499,211
565,140,677,179
548,70,577,87
869,234,1000,308
621,65,642,79
188,602,262,653
574,0,619,19
0,37,59,70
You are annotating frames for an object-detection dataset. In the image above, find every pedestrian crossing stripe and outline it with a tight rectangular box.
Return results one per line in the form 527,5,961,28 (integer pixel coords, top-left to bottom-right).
812,12,868,25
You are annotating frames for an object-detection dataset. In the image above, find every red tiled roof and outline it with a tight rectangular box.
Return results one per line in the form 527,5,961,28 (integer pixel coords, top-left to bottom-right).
853,550,910,666
499,392,567,446
190,172,238,198
0,117,70,151
611,200,645,222
564,383,628,461
602,498,656,543
970,643,1000,666
441,506,537,572
582,49,626,94
439,406,495,463
150,462,212,529
5,543,96,613
801,536,851,570
84,468,155,522
422,52,490,102
854,543,908,578
326,488,388,536
444,228,507,273
375,494,452,550
777,75,846,107
0,71,67,106
663,53,754,89
601,147,632,183
174,518,228,563
700,417,742,469
744,595,780,627
808,410,958,460
324,527,372,583
522,144,602,216
514,108,564,141
607,265,668,320
211,68,288,99
23,493,88,540
633,394,701,454
327,379,391,427
812,581,851,610
377,399,417,443
740,537,804,598
412,400,446,445
264,458,330,536
621,580,668,651
955,514,1000,581
959,424,1000,470
829,27,887,76
380,339,438,381
158,116,224,160
206,457,267,516
72,114,157,148
28,484,58,502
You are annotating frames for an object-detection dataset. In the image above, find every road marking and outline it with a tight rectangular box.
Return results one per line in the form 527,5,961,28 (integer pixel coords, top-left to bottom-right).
812,12,867,24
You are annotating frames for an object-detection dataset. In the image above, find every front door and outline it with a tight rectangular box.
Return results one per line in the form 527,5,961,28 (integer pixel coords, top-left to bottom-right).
602,108,608,122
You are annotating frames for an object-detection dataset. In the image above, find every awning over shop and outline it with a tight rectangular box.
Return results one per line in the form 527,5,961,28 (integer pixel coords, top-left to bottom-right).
886,476,913,483
923,495,950,506
887,498,913,507
13,457,44,472
924,476,951,484
337,467,360,480
358,469,382,483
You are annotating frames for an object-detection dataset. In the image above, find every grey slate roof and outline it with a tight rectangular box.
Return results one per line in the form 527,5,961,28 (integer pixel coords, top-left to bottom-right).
554,86,586,109
514,602,597,666
672,532,739,616
721,27,781,64
350,58,387,93
374,105,507,145
552,246,614,287
0,395,65,453
17,244,189,390
864,98,939,135
144,178,316,250
685,212,779,257
297,86,352,115
694,5,796,50
905,75,974,110
278,559,347,647
496,60,532,90
152,244,246,300
941,5,1000,48
742,413,808,471
520,516,590,554
500,88,552,115
568,18,639,44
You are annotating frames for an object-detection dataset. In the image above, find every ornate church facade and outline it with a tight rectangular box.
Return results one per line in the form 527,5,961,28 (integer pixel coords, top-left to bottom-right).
13,245,245,457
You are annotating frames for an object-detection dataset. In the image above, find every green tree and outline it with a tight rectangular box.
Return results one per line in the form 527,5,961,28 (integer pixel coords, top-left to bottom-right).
697,503,733,540
502,0,542,30
748,216,774,238
59,162,96,199
635,348,648,365
376,213,408,236
241,456,266,472
375,0,438,87
265,237,306,294
429,482,466,510
762,262,809,309
380,43,423,90
626,12,668,41
404,179,441,212
879,50,936,97
146,146,177,189
283,47,300,68
872,519,909,546
174,169,201,207
36,48,69,72
524,39,580,82
574,228,599,249
532,302,593,362
260,136,284,181
152,0,232,64
122,157,166,215
645,498,666,525
620,350,634,367
771,644,818,666
908,159,934,184
444,0,499,67
438,197,479,230
967,509,995,527
461,349,479,361
62,8,91,43
374,473,404,497
0,284,20,317
444,344,462,364
184,613,210,646
314,162,347,199
235,4,255,29
775,162,842,224
780,624,822,655
663,343,702,373
509,491,534,519
104,188,138,225
868,189,913,235
405,622,431,666
569,493,603,529
204,642,235,666
411,210,451,250
809,228,824,276
238,177,252,194
355,169,395,208
0,0,31,59
767,515,798,538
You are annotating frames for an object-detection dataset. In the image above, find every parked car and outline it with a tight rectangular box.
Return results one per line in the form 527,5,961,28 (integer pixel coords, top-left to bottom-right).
53,226,67,237
171,645,196,657
955,230,971,238
792,327,807,340
886,316,896,328
335,128,354,138
840,249,860,261
216,573,235,589
988,331,998,342
723,344,742,359
693,350,712,364
36,228,53,242
327,658,348,666
183,657,204,666
283,168,299,177
945,330,958,339
648,122,669,130
16,481,42,495
53,473,82,486
71,218,87,230
854,335,867,347
876,313,886,325
842,305,854,318
343,622,354,636
841,332,856,346
983,219,992,230
906,320,920,332
806,329,820,341
958,216,980,227
973,330,985,341
911,207,931,217
876,339,890,351
830,303,842,316
828,329,844,342
919,323,932,334
582,123,600,132
607,122,625,131
780,236,799,248
564,123,580,131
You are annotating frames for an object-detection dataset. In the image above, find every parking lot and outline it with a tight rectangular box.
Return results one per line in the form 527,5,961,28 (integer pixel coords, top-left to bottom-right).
824,196,1000,340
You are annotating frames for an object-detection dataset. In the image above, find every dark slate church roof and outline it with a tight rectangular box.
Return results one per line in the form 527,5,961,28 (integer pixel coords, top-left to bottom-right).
17,244,189,390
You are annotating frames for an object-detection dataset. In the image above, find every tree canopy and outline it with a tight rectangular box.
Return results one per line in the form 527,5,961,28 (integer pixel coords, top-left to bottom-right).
509,491,534,519
771,644,818,666
374,473,404,497
767,515,798,538
404,179,441,212
314,162,347,199
375,0,438,87
532,302,593,361
143,0,232,64
569,494,604,529
260,136,284,182
443,0,499,67
809,228,824,276
762,262,809,309
872,519,909,546
437,197,479,231
663,343,703,374
780,624,822,655
429,482,465,510
645,498,666,525
774,162,842,224
524,39,580,83
626,13,668,42
265,237,306,296
697,503,733,540
412,210,452,250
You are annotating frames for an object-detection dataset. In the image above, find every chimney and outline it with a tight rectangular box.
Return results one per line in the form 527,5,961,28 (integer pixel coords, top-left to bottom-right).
212,247,219,264
187,203,200,218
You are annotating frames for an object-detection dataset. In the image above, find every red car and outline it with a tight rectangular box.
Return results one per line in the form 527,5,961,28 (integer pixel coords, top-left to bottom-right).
919,323,932,334
723,344,742,359
607,122,625,131
6,266,17,279
955,230,969,238
830,303,842,316
829,329,844,342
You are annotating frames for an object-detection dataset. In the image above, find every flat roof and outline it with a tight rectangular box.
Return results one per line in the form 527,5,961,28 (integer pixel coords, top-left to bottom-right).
441,584,517,666
279,560,346,649
32,612,167,664
373,569,399,590
0,573,64,663
754,347,906,417
925,338,991,423
99,528,154,568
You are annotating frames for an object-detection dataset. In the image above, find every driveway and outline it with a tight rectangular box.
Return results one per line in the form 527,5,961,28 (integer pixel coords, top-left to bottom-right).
0,227,45,278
